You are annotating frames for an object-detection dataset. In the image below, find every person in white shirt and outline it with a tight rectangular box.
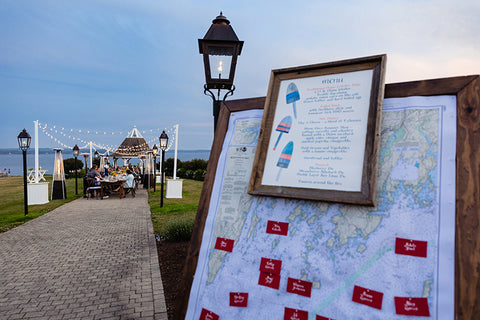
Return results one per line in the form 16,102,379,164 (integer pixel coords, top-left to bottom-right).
122,169,134,188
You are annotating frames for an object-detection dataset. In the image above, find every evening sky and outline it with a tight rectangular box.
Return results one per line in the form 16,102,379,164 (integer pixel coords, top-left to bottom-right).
1,0,479,150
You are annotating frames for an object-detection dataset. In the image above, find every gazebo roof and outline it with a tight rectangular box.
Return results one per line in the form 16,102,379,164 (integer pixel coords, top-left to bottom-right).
111,126,150,158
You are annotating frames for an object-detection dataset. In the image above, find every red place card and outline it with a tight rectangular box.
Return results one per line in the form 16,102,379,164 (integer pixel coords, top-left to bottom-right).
316,316,335,320
286,278,312,298
266,220,289,236
352,285,383,310
258,271,281,290
214,237,234,252
229,292,248,307
260,257,282,275
395,237,428,258
284,307,308,320
394,297,430,317
199,308,219,320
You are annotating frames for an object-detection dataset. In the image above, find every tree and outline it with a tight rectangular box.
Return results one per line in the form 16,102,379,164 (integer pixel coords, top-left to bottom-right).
63,158,84,177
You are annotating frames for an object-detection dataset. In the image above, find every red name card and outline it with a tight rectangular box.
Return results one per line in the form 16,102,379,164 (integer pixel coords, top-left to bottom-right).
266,220,289,236
260,257,282,275
229,292,248,307
258,271,281,290
284,307,308,320
316,316,335,320
286,278,312,298
394,297,430,317
214,237,234,252
395,237,427,258
199,308,219,320
352,285,383,310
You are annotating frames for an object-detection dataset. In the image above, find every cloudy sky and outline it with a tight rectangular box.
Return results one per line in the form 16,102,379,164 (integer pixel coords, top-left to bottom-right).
1,0,479,150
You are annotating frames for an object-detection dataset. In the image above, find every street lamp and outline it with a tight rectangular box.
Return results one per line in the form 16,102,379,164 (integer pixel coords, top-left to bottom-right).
152,144,158,192
17,129,31,216
199,12,243,131
73,144,79,195
159,131,169,207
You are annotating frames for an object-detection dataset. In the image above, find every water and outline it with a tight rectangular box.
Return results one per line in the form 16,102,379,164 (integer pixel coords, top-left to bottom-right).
0,150,210,176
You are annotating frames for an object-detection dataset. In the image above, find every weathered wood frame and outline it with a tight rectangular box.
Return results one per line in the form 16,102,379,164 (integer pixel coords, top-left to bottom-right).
175,75,480,319
248,55,386,205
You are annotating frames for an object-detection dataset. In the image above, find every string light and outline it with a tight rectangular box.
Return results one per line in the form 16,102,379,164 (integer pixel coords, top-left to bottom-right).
37,121,177,153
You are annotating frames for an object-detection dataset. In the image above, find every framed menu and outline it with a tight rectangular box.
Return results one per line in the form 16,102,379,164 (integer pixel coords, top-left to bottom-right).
248,55,386,205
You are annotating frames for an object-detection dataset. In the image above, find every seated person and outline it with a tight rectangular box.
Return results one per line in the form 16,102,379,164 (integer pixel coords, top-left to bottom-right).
86,165,104,185
122,169,135,188
86,165,110,196
114,169,134,192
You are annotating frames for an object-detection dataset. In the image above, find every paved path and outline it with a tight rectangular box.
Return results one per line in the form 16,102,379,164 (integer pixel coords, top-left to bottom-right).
0,189,167,320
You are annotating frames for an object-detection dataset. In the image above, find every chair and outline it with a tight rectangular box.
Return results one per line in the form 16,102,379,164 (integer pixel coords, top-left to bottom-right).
86,178,101,199
123,180,136,198
134,175,141,190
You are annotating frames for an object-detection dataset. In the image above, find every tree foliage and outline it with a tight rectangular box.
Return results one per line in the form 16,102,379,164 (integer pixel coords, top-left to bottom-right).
163,158,208,181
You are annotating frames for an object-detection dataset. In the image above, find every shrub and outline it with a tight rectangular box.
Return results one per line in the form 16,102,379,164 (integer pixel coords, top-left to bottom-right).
164,158,207,181
193,169,206,181
63,158,84,177
164,158,181,177
161,218,194,242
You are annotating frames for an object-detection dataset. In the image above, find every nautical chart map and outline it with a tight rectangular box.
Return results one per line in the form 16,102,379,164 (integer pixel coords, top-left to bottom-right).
186,96,456,320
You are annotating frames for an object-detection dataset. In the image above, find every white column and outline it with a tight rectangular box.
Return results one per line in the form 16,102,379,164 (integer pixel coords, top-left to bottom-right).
173,124,179,179
34,120,39,183
89,141,93,168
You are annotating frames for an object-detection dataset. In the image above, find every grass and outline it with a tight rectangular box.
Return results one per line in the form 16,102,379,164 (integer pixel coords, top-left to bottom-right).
148,179,203,241
0,176,84,233
0,176,204,241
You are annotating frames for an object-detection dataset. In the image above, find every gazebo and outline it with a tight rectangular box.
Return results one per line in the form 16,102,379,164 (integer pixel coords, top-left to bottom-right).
111,126,151,165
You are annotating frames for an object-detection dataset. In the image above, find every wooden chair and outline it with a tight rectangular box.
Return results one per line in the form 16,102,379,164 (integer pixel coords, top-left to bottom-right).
86,178,101,199
123,179,136,198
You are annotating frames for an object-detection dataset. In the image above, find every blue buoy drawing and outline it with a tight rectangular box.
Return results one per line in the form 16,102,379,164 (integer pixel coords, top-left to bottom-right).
276,141,294,181
273,116,292,151
286,82,300,119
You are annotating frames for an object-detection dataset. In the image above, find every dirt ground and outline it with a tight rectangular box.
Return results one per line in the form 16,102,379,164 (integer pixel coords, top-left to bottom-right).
156,240,190,320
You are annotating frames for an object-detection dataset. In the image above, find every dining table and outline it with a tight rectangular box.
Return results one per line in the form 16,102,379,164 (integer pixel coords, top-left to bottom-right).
100,177,125,199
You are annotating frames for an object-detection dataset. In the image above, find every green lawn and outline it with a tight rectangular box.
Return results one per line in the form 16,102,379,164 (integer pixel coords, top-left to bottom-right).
0,176,204,240
0,176,84,233
148,179,203,239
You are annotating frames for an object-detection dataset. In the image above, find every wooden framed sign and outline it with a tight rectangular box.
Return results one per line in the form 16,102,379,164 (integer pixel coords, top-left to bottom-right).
248,55,386,205
177,75,480,320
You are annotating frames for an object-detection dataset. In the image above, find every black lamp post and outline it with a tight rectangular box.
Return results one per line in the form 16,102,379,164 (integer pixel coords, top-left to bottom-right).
159,131,169,207
152,144,158,192
199,12,243,131
73,144,79,195
17,129,31,216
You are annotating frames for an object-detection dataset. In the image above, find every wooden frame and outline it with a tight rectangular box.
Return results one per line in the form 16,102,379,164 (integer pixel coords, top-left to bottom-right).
175,97,266,319
175,75,480,319
248,55,386,206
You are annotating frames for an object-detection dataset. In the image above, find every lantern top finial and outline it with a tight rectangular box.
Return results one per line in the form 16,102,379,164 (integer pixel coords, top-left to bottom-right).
213,12,229,25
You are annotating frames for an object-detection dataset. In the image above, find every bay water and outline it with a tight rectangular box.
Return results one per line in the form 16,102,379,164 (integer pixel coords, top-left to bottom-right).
0,150,210,176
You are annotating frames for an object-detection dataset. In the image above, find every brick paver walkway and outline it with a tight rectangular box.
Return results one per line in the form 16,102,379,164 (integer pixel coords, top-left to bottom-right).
0,189,167,320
